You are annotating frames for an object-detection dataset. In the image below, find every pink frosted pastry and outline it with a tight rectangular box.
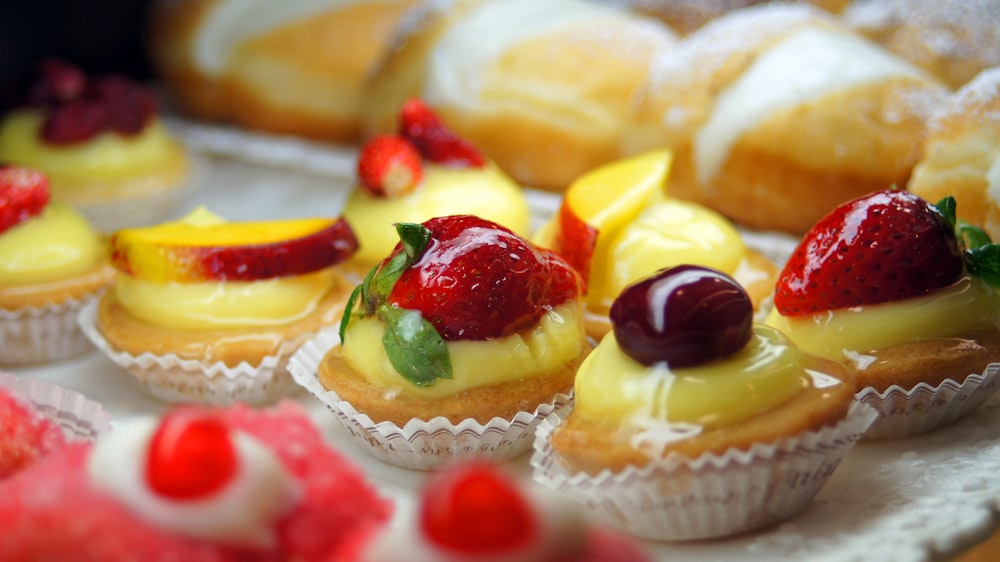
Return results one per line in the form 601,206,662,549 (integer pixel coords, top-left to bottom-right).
0,401,392,561
0,387,66,479
336,460,652,562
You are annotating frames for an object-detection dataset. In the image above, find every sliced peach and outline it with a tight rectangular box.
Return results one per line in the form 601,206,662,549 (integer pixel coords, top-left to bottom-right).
110,207,359,282
553,149,672,293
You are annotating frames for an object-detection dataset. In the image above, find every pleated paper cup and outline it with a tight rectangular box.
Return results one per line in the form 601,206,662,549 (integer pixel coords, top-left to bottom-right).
531,402,878,541
289,329,573,470
0,292,103,366
857,363,1000,440
0,371,113,441
78,299,302,406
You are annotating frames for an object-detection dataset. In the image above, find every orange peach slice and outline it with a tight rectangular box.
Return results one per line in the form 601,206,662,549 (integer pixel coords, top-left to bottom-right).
110,208,359,282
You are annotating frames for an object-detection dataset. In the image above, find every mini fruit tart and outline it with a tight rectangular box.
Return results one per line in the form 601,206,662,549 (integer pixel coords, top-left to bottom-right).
533,149,779,340
342,98,530,273
0,165,115,365
0,58,205,231
80,207,359,405
290,214,588,469
533,265,875,540
768,190,1000,439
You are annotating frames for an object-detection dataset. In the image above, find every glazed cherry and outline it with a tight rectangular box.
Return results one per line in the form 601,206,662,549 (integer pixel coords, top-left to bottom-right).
420,461,538,555
145,409,238,501
610,265,753,367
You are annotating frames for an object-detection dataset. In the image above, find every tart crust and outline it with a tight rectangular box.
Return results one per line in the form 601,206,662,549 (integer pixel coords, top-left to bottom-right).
852,333,1000,392
0,263,115,311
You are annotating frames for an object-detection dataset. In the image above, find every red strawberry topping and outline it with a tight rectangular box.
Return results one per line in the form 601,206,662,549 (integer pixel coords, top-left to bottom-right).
357,134,423,198
398,98,485,168
774,190,965,316
145,408,238,501
386,215,580,341
0,165,51,235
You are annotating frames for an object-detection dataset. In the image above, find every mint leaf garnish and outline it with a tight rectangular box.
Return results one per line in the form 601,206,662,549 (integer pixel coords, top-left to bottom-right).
935,196,1000,289
379,305,452,387
967,245,1000,288
935,196,957,229
339,221,452,386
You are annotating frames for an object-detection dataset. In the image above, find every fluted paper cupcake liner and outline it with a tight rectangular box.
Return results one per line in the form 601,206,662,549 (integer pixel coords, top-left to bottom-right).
857,363,1000,440
78,299,302,406
0,371,113,440
289,328,573,470
0,292,103,366
530,402,878,541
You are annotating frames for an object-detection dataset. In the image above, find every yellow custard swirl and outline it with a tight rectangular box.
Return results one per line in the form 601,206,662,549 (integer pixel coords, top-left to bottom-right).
342,163,530,265
0,203,104,286
0,111,188,189
341,302,586,400
766,276,1000,363
573,325,810,431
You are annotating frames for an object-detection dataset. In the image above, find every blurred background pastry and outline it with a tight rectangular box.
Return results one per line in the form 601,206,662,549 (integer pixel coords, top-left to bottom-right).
147,0,418,143
627,3,949,234
362,0,678,191
604,0,849,35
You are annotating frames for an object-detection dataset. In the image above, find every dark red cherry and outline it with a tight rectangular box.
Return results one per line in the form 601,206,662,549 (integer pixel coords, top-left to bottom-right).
610,265,753,367
145,409,239,501
420,461,538,555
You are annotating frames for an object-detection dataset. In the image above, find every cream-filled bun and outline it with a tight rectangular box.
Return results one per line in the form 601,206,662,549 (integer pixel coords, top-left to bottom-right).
627,3,949,234
608,0,850,35
147,0,418,142
908,67,1000,242
361,0,678,191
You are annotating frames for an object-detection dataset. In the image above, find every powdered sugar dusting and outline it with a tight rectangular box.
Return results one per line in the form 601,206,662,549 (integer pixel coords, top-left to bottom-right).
927,66,1000,131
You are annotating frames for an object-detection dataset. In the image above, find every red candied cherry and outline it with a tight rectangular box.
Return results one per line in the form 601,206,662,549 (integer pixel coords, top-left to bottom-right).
610,265,753,368
145,408,238,501
420,461,538,555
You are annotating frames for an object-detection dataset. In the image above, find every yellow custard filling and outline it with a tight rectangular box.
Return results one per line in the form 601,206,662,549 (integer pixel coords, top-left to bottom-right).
597,197,746,307
0,203,104,286
115,268,337,331
573,325,809,431
767,276,1000,363
341,302,585,400
342,163,530,264
0,111,188,187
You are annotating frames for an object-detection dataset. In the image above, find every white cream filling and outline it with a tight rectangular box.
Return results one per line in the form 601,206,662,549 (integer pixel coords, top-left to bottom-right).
692,26,929,184
423,0,621,109
193,0,363,74
88,418,301,549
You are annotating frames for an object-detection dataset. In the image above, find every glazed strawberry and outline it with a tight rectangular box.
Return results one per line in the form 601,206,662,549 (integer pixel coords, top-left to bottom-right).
774,190,965,316
357,134,423,197
0,165,50,234
399,98,485,168
340,215,580,387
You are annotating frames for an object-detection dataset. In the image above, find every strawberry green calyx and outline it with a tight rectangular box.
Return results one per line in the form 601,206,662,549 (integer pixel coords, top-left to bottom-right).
936,196,1000,288
340,222,452,388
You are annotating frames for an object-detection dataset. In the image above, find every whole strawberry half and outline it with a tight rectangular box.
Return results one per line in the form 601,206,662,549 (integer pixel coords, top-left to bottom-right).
356,134,423,198
774,190,966,316
0,165,51,235
340,215,580,387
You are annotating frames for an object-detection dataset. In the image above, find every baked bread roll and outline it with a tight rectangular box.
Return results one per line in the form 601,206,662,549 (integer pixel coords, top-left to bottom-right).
361,0,678,191
606,0,849,35
627,3,949,234
842,0,1000,90
147,0,418,142
908,67,1000,242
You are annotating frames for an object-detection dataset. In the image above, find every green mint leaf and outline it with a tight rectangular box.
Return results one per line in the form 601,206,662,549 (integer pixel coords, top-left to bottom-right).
397,221,432,261
967,245,1000,288
958,220,993,250
339,284,363,344
370,222,432,301
935,196,957,229
379,304,452,387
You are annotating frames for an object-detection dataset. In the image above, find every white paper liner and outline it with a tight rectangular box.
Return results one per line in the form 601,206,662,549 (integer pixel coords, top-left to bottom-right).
857,362,1000,440
77,299,303,406
530,401,878,541
74,152,212,233
0,371,112,441
0,291,103,366
289,328,574,470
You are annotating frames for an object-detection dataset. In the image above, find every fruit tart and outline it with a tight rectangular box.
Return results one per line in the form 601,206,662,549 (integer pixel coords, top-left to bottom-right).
0,165,115,365
343,98,530,271
0,58,203,231
290,214,588,469
337,460,652,562
534,265,875,540
80,207,359,405
533,149,779,339
768,189,1000,439
0,400,392,562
